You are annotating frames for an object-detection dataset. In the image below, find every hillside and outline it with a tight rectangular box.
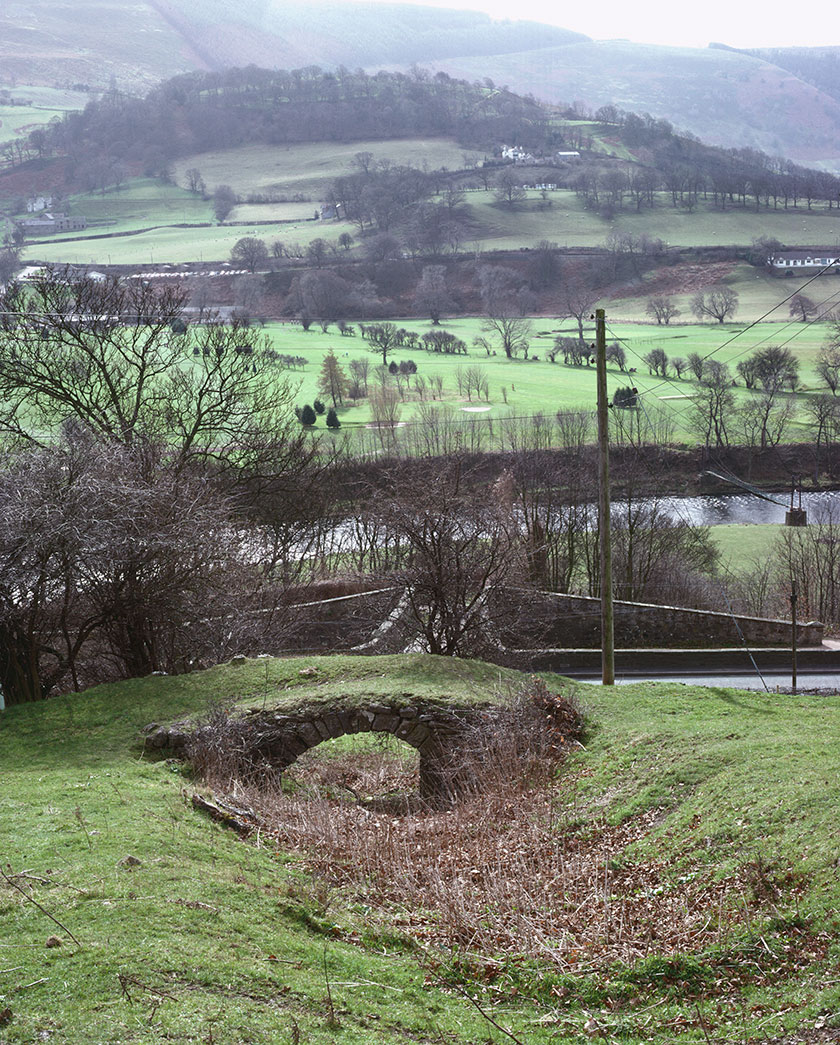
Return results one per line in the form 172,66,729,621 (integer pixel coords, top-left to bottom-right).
3,653,840,1042
733,44,840,106
3,2,840,171
0,0,586,93
427,40,840,171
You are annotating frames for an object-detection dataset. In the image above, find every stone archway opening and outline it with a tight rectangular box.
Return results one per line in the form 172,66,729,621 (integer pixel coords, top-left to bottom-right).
145,700,485,808
284,732,422,812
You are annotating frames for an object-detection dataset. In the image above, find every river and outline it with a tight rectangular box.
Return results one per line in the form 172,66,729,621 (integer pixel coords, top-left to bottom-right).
653,490,840,526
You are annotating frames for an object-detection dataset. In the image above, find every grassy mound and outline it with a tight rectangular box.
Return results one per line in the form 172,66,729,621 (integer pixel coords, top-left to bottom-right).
2,655,840,1042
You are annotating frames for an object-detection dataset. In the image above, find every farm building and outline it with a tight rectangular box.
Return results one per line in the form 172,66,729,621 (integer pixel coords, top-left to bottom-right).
768,250,840,275
20,212,87,234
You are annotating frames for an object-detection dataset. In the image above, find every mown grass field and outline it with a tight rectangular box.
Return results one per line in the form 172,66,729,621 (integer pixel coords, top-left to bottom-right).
256,317,830,445
462,189,840,251
24,217,335,267
710,523,786,573
3,653,840,1042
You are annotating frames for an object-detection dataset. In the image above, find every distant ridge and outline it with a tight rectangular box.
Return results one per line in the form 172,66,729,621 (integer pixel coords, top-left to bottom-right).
2,0,840,169
425,40,840,170
0,0,588,91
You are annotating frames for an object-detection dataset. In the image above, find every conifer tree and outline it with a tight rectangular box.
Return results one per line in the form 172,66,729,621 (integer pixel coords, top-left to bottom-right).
317,350,349,408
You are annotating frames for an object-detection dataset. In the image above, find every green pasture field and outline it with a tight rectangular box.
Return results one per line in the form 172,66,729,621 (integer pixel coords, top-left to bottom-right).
606,262,840,323
19,177,334,264
23,217,337,266
260,318,831,443
709,523,785,573
27,187,840,266
3,653,840,1042
0,85,87,145
463,189,840,251
172,138,472,199
14,179,314,230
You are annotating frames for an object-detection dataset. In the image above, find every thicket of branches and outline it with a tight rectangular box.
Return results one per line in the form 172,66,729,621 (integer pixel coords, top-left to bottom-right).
4,268,840,707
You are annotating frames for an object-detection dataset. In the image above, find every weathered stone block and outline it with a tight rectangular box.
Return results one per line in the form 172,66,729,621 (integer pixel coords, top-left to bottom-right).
372,712,400,732
296,721,322,748
404,723,430,747
312,718,332,741
321,713,345,738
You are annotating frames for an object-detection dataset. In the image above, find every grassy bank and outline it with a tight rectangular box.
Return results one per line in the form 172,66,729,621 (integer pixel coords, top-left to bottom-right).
3,654,840,1041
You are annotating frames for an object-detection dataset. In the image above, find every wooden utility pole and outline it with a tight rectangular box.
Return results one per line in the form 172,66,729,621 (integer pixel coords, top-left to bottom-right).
595,308,615,685
790,582,798,695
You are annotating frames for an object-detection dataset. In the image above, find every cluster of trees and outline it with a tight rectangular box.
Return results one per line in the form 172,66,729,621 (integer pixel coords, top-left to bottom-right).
559,106,840,218
26,68,545,187
0,268,339,705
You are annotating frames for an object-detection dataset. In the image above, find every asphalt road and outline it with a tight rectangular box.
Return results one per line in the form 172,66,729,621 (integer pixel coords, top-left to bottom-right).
576,672,840,692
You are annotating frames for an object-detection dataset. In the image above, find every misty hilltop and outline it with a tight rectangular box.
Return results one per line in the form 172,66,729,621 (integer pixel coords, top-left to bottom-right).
0,0,587,91
3,0,840,169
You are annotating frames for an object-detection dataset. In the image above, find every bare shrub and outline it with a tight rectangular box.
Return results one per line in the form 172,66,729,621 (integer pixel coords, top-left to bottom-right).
185,706,282,790
442,676,585,796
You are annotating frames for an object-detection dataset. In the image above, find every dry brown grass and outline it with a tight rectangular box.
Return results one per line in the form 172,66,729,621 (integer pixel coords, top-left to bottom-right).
188,680,779,973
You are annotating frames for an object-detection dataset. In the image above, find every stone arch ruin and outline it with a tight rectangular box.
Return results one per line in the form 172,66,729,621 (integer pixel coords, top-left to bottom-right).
145,699,489,803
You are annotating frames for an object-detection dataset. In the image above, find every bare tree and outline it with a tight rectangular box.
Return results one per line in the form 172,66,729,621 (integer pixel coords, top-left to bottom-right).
789,293,818,322
691,285,739,323
816,344,840,395
690,361,735,447
642,347,669,377
479,265,532,358
645,296,680,325
348,356,370,398
363,322,402,366
415,265,454,324
560,278,599,344
0,267,304,478
213,184,237,222
185,167,205,195
231,237,269,272
492,168,527,209
804,394,840,480
379,463,521,656
0,436,259,703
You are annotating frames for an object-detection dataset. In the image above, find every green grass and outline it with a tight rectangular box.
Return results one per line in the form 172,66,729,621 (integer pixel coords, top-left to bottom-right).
253,317,832,445
607,261,840,324
171,138,472,199
4,655,840,1041
0,86,87,146
710,524,786,572
23,218,342,267
463,189,840,251
0,655,523,1045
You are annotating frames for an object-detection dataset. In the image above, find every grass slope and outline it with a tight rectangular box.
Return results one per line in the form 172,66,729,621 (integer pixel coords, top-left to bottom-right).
0,655,520,1044
23,178,840,265
3,655,840,1042
172,139,473,200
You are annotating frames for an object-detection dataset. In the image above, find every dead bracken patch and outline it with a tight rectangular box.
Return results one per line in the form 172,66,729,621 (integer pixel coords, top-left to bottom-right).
611,260,737,301
190,679,809,978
